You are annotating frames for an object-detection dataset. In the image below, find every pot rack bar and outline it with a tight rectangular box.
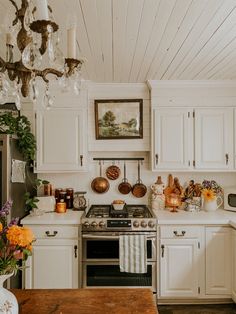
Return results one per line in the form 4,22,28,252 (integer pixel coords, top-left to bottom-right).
93,158,144,161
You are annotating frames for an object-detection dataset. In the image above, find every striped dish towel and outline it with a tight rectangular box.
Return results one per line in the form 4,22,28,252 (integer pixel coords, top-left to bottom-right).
119,234,147,273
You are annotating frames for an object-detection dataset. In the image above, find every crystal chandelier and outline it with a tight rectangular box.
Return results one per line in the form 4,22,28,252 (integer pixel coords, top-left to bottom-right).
0,0,84,109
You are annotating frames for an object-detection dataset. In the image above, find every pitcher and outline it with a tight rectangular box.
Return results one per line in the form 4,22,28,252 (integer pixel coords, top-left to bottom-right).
202,195,223,212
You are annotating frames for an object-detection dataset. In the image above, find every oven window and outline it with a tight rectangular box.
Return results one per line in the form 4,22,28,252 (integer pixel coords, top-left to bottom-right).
86,240,152,259
228,194,236,207
86,265,152,287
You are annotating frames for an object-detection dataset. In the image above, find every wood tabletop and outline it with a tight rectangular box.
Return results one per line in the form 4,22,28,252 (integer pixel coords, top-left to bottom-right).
11,288,158,314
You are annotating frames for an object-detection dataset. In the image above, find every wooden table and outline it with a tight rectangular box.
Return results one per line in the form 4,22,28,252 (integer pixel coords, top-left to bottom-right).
11,288,158,314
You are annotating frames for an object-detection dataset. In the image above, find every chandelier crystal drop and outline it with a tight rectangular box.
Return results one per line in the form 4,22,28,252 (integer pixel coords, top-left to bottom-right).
0,0,85,109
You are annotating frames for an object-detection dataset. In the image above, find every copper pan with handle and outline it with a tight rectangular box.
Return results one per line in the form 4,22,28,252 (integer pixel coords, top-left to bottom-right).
118,162,132,195
91,161,110,194
132,161,147,198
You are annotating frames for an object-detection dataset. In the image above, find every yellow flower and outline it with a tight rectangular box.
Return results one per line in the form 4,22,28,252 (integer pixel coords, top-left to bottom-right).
7,226,34,247
0,222,2,232
202,189,216,202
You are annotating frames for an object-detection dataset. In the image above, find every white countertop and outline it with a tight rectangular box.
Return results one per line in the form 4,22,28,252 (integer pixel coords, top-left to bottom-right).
21,210,84,225
156,208,236,226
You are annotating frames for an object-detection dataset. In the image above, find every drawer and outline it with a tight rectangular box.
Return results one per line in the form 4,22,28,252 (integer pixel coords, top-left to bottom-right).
160,226,200,239
26,225,79,239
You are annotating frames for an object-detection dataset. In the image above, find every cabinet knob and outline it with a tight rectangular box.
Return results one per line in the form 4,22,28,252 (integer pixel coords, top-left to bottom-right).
155,154,159,165
161,244,165,258
74,245,78,258
45,231,58,237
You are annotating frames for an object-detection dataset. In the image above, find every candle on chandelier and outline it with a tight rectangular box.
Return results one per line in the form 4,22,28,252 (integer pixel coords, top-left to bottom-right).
6,33,14,46
67,26,76,59
36,0,49,20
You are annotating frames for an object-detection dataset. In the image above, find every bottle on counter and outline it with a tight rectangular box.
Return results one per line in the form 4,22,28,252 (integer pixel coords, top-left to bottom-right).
55,188,63,203
56,199,67,213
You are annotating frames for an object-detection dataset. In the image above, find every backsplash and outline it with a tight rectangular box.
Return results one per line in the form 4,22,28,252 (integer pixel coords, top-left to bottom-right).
38,160,236,207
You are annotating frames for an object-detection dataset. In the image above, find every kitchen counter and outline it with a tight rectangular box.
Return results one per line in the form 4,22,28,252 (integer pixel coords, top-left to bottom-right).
12,288,158,314
156,209,236,226
21,210,84,225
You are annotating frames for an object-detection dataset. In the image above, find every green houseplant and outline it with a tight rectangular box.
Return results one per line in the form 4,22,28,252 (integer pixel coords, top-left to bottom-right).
0,112,49,213
0,113,36,162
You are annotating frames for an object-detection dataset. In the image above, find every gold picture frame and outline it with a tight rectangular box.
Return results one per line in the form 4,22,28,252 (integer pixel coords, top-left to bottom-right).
95,99,143,140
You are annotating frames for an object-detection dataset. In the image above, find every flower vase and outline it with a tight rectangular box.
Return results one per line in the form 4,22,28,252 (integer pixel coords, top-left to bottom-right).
0,273,18,314
202,195,223,212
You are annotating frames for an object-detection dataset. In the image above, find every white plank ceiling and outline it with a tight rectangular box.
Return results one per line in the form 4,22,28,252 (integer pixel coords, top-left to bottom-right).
1,0,236,82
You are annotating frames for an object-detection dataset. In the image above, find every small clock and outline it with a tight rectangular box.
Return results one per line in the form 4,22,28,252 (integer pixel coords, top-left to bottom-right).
73,191,87,211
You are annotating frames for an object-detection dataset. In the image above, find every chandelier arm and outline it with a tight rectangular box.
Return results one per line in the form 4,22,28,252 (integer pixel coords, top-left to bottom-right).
34,68,63,83
9,0,18,12
8,0,19,25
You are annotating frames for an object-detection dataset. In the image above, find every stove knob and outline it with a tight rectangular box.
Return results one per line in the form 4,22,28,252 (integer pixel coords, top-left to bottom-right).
133,221,140,228
99,221,106,227
91,221,97,227
148,221,155,228
141,221,147,228
83,221,90,228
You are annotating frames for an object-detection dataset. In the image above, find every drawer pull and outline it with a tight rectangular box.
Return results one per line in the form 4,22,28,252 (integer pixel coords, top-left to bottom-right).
173,230,186,237
45,231,58,237
80,155,83,167
161,244,165,258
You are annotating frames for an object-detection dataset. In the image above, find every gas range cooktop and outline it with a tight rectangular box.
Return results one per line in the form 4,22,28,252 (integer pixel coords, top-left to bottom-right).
82,204,156,232
86,204,153,219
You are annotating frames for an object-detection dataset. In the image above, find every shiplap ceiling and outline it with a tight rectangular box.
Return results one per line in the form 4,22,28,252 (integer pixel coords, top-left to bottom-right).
1,0,236,82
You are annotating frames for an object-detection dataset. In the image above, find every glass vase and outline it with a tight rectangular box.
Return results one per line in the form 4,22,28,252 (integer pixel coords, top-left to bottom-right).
0,273,18,314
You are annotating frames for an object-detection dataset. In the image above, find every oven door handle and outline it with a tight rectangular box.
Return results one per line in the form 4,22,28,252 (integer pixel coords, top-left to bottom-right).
82,234,156,240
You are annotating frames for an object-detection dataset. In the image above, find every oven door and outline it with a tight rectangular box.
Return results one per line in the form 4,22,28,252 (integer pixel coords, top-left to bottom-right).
83,261,156,292
82,232,157,292
82,232,157,262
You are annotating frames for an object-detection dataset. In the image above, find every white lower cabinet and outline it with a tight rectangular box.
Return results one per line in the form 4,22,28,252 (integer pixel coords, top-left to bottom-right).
24,225,79,289
205,227,231,296
232,229,236,302
159,226,202,298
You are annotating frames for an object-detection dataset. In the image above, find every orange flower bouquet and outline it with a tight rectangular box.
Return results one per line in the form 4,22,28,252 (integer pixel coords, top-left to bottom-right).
0,201,34,275
201,189,216,202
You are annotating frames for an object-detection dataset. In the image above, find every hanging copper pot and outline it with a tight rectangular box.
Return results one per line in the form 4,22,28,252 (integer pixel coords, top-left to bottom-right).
132,161,147,198
91,162,110,194
118,162,132,194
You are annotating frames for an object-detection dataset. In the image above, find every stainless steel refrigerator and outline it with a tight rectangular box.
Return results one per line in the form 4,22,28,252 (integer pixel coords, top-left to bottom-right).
0,134,36,288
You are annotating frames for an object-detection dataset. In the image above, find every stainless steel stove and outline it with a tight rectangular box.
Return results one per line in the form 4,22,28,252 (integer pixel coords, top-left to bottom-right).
81,204,157,291
81,204,156,232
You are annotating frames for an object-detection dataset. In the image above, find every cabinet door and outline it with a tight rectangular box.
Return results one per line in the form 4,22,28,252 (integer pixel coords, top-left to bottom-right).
25,239,78,289
205,227,231,295
232,229,236,302
153,108,192,170
195,108,233,169
160,238,200,298
36,108,86,172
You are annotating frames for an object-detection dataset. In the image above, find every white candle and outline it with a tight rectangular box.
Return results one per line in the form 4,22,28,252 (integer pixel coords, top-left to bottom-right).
36,0,49,20
6,33,14,46
67,27,76,59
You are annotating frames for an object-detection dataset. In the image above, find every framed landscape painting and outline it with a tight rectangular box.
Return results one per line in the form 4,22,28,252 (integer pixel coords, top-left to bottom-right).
94,99,143,139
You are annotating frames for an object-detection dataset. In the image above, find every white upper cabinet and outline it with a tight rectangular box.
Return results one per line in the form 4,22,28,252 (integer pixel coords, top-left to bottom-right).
35,86,88,173
149,80,236,171
36,108,87,172
195,108,233,170
152,107,234,171
152,108,192,170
